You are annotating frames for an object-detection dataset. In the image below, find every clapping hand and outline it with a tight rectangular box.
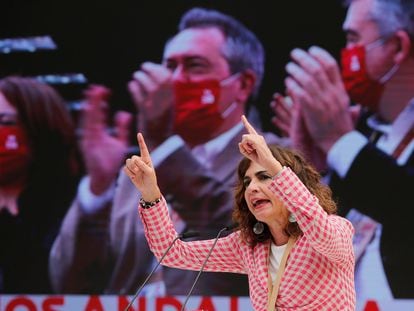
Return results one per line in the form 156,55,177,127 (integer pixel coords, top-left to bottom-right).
270,93,293,137
81,85,133,195
128,62,174,151
285,46,353,154
124,133,161,202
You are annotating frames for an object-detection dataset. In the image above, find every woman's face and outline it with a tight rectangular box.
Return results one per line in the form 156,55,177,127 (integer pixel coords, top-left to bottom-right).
243,161,289,226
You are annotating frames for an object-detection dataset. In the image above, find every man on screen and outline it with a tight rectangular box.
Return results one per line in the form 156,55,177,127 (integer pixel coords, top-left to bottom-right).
280,0,414,300
49,7,286,296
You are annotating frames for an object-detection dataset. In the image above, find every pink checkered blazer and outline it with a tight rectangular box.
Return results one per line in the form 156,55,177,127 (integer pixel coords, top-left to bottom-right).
139,168,355,310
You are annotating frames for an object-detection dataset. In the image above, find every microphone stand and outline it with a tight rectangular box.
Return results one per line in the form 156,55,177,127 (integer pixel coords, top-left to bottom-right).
180,224,237,311
124,231,199,311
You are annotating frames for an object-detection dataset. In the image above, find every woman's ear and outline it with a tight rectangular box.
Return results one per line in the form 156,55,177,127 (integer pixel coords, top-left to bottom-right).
393,30,412,64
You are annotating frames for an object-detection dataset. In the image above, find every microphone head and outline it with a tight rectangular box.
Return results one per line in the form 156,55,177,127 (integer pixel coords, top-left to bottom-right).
180,231,200,239
225,222,239,231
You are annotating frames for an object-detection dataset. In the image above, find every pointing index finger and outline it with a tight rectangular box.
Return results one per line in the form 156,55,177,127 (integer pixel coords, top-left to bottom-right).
241,115,258,135
137,133,151,163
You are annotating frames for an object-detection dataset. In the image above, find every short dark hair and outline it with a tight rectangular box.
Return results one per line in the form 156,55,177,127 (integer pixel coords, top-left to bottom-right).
178,7,265,96
345,0,414,41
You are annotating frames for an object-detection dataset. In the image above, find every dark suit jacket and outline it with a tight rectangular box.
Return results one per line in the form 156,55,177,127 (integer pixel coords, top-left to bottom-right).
330,111,414,298
0,175,78,293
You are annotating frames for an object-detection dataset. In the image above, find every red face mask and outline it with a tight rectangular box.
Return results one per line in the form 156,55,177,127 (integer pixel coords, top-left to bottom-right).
341,45,385,111
0,126,31,187
173,76,238,147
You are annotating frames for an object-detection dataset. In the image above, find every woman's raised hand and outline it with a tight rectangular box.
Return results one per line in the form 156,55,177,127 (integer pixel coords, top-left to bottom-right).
239,115,283,177
124,133,161,201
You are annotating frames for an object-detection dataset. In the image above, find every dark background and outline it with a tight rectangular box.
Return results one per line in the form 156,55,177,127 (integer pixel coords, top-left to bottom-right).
0,0,346,132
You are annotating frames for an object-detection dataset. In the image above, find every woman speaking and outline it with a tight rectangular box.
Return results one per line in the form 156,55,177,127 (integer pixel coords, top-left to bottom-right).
124,116,355,310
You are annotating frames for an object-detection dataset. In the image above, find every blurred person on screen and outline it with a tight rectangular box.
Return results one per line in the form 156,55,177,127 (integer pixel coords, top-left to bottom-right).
276,0,414,300
0,76,82,293
49,7,286,296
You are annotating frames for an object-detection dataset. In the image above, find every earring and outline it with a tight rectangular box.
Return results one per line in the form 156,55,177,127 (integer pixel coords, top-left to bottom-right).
253,222,264,235
288,213,297,223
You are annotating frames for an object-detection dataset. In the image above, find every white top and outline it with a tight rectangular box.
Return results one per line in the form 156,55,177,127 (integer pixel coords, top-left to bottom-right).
269,242,288,282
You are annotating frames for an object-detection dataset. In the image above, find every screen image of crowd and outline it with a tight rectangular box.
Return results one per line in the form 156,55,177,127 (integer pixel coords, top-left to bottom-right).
0,1,413,310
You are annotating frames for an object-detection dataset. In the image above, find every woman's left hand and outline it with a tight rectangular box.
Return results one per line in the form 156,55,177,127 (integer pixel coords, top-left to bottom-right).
239,115,283,176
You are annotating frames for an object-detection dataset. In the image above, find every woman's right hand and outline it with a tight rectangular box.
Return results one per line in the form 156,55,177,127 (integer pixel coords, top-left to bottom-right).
239,116,283,177
124,133,161,202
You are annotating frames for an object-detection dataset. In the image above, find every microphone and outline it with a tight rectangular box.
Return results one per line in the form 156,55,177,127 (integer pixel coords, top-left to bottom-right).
124,230,200,311
180,223,239,311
